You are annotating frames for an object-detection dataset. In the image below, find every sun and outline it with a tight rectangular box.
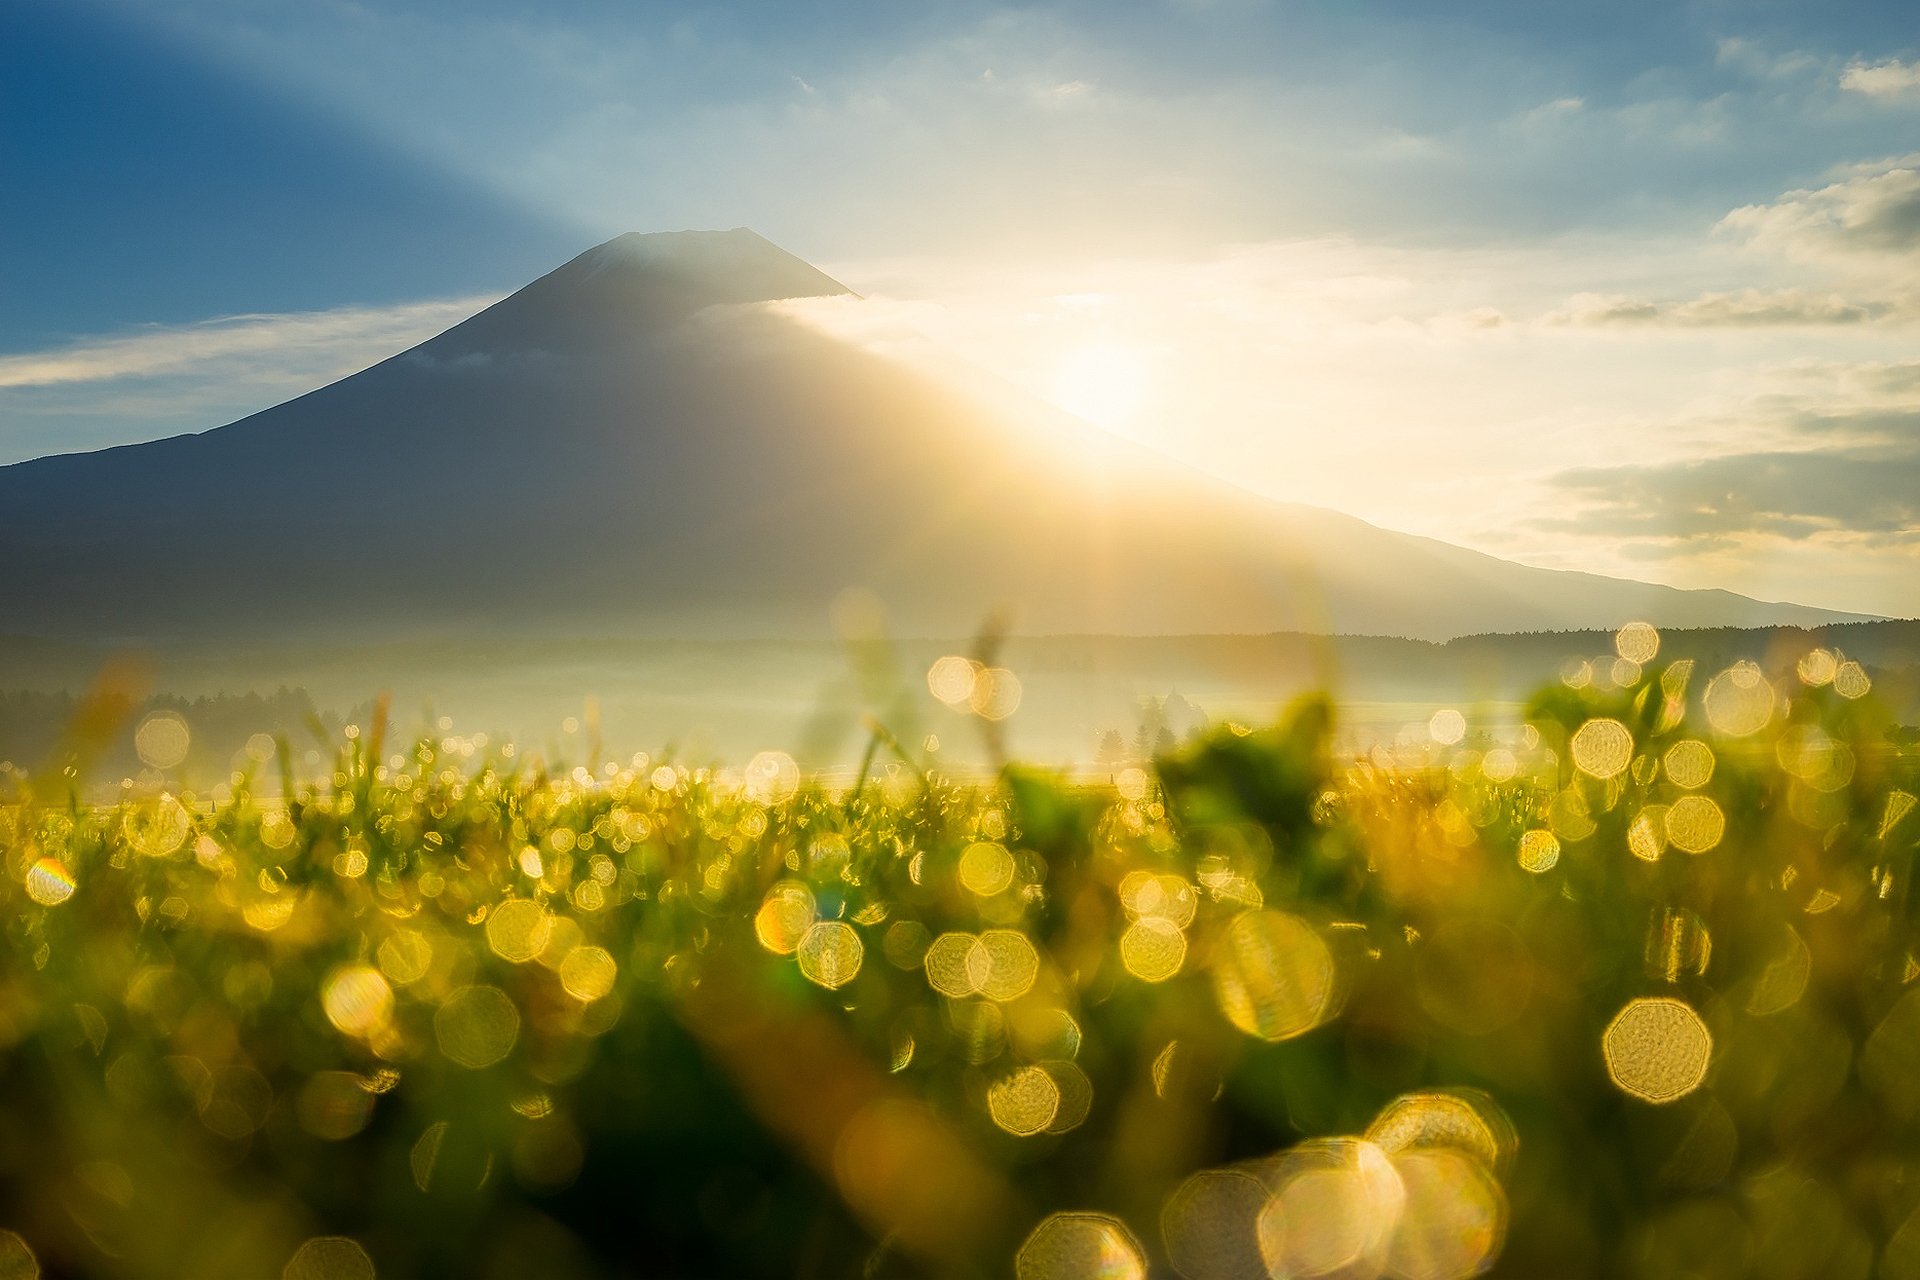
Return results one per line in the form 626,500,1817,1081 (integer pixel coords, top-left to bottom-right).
1050,342,1149,430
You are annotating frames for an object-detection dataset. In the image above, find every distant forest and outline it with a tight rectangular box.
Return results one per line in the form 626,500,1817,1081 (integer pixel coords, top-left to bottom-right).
0,687,348,787
1,619,1914,784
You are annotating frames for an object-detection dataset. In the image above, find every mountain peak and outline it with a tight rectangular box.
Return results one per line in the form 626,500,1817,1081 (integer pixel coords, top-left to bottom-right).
554,227,853,305
416,228,853,359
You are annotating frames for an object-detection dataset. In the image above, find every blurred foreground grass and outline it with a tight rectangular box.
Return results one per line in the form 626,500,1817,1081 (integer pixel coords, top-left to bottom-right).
2,632,1918,1279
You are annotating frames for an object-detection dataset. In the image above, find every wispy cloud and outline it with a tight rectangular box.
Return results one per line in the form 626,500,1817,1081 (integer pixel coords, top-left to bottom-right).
0,294,500,464
1543,363,1920,547
1541,288,1914,328
0,296,497,389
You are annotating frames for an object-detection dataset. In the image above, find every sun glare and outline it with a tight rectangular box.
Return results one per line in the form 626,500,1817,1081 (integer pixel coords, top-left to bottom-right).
1051,342,1148,430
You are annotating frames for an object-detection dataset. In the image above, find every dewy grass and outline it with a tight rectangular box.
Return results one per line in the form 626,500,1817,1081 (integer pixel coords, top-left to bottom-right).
0,642,1916,1279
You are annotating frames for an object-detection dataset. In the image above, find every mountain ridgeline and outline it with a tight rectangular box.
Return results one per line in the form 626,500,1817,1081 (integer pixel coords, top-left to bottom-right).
0,229,1873,644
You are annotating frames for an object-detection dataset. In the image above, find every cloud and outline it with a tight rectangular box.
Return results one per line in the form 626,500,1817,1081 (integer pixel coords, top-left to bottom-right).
1549,446,1920,543
0,296,496,389
1540,288,1912,328
1715,38,1828,82
1718,155,1920,266
0,295,500,463
1542,374,1920,547
1841,58,1920,100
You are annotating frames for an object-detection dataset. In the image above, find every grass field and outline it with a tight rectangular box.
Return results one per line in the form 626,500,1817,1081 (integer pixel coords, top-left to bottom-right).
2,632,1917,1279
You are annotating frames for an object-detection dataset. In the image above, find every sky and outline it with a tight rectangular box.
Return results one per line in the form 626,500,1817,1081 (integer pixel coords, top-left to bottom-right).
3,0,1918,617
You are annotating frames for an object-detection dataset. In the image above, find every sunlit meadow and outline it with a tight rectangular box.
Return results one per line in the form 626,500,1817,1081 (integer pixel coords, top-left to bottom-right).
3,628,1917,1278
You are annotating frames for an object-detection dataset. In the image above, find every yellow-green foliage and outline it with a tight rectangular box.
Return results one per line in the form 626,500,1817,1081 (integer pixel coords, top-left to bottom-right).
0,647,1916,1280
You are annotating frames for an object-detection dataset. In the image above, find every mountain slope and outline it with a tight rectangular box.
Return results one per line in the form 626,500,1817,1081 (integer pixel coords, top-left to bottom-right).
0,229,1873,643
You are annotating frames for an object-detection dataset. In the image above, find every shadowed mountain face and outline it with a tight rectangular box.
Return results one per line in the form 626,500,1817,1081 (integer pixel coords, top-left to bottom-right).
0,229,1873,643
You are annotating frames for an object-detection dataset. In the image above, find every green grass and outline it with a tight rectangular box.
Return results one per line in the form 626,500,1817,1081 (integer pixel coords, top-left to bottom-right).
0,644,1916,1279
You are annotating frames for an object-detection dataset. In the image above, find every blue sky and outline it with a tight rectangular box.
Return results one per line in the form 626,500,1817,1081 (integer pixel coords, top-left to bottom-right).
4,0,1918,613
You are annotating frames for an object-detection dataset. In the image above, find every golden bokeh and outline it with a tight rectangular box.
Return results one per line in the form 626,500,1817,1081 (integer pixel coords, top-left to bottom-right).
1009,1004,1082,1060
1548,786,1596,842
1161,1168,1269,1280
282,1237,375,1280
988,1064,1061,1136
435,985,521,1069
559,945,618,1001
1615,621,1661,665
1627,808,1668,863
1570,718,1633,780
969,667,1024,721
1365,1090,1514,1174
754,882,816,955
1703,662,1775,737
1120,871,1197,928
1120,917,1186,983
134,711,192,770
797,920,864,989
1745,924,1811,1016
1883,791,1918,842
322,966,394,1038
124,794,192,857
1796,648,1838,687
1776,725,1855,793
2,607,1908,1280
410,1122,447,1192
258,808,296,849
1663,740,1715,790
0,1230,37,1280
949,997,1007,1063
244,893,298,933
927,655,978,707
1646,907,1712,983
976,929,1040,1001
1833,660,1871,700
1664,795,1725,855
1603,997,1712,1103
1384,1147,1507,1280
24,857,75,906
1015,1212,1147,1280
1864,989,1920,1119
883,919,932,969
959,841,1016,896
1428,709,1466,746
925,931,987,998
742,749,800,804
1481,748,1518,783
1042,1059,1093,1134
1516,829,1559,873
298,1071,376,1141
1256,1139,1402,1280
485,898,552,963
377,930,433,985
1211,910,1336,1042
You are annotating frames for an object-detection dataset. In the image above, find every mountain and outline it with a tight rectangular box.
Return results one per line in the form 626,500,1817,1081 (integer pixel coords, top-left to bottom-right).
0,229,1874,644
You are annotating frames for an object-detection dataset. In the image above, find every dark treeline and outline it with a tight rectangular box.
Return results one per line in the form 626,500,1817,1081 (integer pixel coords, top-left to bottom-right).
0,687,339,785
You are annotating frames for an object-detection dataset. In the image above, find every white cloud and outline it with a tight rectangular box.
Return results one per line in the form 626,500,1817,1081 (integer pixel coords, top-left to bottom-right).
1718,155,1920,270
0,296,496,389
1841,58,1920,99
